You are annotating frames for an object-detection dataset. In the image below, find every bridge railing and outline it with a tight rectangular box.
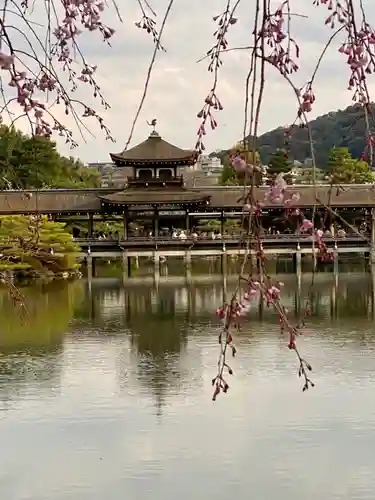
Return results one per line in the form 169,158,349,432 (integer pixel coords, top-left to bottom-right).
73,233,370,245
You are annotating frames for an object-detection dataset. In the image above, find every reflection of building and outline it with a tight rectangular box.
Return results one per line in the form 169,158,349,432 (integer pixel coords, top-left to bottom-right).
86,275,375,322
101,289,126,317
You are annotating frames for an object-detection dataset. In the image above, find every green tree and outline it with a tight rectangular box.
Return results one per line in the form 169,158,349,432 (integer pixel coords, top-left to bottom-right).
50,156,100,188
329,147,374,184
0,215,81,272
267,149,290,176
214,104,375,167
0,125,100,189
266,149,294,184
220,156,237,185
328,147,352,171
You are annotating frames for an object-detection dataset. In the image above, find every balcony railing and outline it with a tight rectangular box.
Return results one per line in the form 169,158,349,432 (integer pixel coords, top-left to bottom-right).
127,176,184,188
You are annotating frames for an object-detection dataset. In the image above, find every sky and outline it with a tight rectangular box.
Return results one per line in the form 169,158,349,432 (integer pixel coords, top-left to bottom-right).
3,0,375,163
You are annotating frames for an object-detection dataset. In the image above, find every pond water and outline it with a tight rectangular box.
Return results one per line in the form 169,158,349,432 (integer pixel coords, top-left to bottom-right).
0,270,375,500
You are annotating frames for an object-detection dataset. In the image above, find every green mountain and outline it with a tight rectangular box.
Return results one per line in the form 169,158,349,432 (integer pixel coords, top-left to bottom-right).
212,104,373,168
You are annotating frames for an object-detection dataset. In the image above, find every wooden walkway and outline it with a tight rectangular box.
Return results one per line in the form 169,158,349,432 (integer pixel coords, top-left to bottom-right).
74,234,370,255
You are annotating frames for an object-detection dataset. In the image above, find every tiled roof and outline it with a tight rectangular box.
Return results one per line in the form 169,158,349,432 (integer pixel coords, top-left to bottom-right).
0,184,373,214
110,133,196,166
99,188,210,205
0,189,107,214
198,184,375,208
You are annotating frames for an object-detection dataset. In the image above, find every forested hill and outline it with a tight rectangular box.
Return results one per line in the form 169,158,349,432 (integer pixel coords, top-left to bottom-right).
212,104,374,168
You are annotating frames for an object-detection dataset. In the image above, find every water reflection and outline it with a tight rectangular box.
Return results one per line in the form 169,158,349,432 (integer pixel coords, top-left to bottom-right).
0,281,81,410
83,272,375,323
0,273,373,405
1,273,375,500
71,273,375,412
125,288,192,414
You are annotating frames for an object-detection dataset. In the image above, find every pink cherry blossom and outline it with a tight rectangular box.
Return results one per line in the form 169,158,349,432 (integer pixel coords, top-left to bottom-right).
0,0,116,142
231,155,248,172
265,173,287,204
300,218,314,231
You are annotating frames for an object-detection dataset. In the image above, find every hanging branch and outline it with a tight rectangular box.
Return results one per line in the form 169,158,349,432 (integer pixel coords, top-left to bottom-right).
197,0,375,400
0,0,120,143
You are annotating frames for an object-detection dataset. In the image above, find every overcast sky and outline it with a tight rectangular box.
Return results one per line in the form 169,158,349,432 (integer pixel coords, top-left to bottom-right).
5,0,375,162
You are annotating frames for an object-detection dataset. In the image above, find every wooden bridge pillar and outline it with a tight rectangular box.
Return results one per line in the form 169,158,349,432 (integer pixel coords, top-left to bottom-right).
185,210,190,232
154,207,159,237
220,210,224,235
123,210,128,240
88,214,94,238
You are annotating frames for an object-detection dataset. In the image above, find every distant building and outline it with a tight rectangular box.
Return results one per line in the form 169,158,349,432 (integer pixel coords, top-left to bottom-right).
88,162,127,187
289,165,327,184
196,155,223,175
182,155,224,187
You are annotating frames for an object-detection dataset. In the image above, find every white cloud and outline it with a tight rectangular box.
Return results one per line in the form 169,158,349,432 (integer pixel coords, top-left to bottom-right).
2,0,375,162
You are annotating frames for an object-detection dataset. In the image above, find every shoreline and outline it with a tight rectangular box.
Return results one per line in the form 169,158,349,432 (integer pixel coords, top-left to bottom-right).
0,269,82,283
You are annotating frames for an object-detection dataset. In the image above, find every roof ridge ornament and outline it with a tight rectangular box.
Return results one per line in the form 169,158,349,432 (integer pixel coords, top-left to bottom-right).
147,118,160,138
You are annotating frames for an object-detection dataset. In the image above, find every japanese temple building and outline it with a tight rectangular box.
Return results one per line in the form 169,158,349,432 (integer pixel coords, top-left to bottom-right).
0,127,374,236
99,128,211,236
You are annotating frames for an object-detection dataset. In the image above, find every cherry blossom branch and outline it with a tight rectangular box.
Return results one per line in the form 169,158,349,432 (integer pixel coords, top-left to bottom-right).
0,0,119,142
195,0,241,153
135,0,165,50
202,0,375,400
